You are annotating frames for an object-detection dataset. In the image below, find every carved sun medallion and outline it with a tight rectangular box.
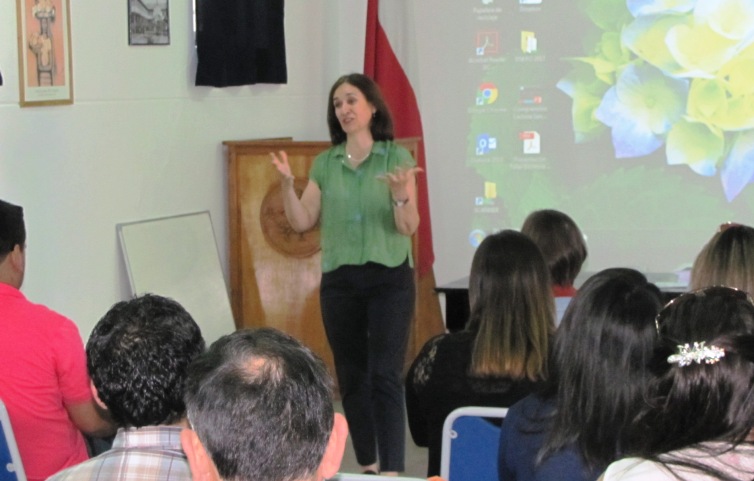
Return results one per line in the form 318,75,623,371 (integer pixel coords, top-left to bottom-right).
260,178,321,258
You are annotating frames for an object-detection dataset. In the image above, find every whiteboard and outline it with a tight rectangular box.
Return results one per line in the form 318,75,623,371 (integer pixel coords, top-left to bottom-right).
117,211,235,345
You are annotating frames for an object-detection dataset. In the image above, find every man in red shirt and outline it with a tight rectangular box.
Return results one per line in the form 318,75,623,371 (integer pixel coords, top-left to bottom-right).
0,199,112,481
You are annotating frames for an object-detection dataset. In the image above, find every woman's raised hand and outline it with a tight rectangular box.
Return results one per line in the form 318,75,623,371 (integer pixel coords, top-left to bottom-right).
270,150,294,184
377,166,423,200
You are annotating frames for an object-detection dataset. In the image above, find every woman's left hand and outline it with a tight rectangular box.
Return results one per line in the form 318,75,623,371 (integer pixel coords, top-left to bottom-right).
377,166,423,201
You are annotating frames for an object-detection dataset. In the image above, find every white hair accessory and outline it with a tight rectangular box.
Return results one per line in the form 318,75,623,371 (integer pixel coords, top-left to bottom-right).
667,342,725,367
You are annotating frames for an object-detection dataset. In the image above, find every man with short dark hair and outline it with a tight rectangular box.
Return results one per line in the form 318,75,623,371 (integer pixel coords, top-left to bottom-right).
0,199,112,481
48,293,206,481
180,328,348,481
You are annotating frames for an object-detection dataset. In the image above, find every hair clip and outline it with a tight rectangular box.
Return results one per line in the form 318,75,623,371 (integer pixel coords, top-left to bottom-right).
667,342,725,367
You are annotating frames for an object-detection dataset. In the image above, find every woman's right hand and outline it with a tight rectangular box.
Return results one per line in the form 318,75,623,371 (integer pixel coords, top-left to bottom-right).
269,150,322,232
270,150,294,185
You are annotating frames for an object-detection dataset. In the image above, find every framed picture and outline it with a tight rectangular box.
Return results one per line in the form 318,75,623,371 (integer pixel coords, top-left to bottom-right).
128,0,170,46
16,0,73,107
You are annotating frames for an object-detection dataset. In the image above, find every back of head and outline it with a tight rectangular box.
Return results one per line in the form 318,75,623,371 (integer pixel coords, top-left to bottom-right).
467,229,554,381
326,73,394,145
0,200,25,261
521,209,587,288
633,287,754,458
542,268,663,468
86,293,205,427
690,224,754,295
184,327,334,481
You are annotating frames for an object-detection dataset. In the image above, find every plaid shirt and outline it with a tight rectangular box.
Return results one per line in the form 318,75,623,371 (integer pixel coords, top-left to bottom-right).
46,426,191,481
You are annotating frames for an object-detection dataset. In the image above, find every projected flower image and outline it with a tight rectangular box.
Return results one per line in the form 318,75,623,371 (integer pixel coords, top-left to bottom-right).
557,0,754,201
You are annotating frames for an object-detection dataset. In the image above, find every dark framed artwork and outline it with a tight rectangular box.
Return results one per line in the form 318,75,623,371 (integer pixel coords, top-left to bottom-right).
16,0,74,106
128,0,170,46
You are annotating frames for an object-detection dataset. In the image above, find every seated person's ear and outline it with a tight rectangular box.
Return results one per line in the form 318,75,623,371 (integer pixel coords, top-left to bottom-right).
181,428,220,481
89,381,108,411
318,413,349,479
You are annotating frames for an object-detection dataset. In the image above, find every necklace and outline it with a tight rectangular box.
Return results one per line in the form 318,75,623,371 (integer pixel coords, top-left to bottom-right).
347,151,371,164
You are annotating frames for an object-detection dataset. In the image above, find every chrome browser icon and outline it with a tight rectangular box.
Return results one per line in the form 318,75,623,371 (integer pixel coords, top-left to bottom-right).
476,82,499,105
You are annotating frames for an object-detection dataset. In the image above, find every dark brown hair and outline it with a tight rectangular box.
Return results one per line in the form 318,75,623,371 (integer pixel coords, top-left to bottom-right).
691,224,754,295
0,200,25,261
521,209,587,287
326,73,394,145
467,230,553,381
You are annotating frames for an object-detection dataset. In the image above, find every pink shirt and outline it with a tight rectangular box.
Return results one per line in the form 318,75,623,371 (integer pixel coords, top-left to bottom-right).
0,283,92,481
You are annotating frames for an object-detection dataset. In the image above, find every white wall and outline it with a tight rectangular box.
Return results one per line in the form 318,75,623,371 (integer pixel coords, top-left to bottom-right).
0,0,379,337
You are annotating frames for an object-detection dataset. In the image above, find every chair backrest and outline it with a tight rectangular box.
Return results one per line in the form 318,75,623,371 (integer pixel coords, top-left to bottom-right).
440,406,508,481
0,399,26,481
331,474,424,481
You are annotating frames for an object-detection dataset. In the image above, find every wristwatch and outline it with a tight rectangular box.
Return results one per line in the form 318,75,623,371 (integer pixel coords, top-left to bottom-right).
392,198,409,207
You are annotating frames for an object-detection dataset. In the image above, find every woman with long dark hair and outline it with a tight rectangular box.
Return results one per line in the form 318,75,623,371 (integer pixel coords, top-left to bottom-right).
407,230,553,477
498,268,662,481
602,287,754,480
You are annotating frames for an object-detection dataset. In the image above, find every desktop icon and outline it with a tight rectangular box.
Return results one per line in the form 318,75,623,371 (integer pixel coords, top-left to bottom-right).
484,181,497,199
469,229,487,248
520,131,540,154
518,86,543,105
476,31,500,56
476,82,499,105
475,181,497,206
521,31,537,53
476,134,498,155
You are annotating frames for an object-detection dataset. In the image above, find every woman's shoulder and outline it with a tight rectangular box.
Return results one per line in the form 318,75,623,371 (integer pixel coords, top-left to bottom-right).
409,332,472,387
314,143,344,162
421,330,474,351
310,144,344,180
507,393,553,418
602,458,674,481
374,140,415,165
494,392,551,434
415,332,458,362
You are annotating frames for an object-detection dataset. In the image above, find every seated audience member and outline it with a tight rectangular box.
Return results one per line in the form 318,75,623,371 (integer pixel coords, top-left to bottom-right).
521,209,587,323
47,294,205,480
602,286,754,480
0,200,112,481
690,223,754,294
407,230,553,477
499,268,662,481
180,328,348,481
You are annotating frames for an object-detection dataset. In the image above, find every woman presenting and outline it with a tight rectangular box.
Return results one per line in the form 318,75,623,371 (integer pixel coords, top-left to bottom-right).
271,73,422,476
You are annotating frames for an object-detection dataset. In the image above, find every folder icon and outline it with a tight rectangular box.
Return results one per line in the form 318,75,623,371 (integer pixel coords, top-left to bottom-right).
484,182,497,199
521,31,537,53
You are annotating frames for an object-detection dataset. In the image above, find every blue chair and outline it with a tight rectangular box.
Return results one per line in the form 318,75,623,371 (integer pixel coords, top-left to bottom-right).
440,406,508,481
0,399,26,481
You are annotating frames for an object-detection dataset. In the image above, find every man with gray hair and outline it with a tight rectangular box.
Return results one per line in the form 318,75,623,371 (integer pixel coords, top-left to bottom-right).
180,327,348,481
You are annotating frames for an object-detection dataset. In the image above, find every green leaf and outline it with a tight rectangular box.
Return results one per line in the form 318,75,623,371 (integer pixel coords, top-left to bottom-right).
580,0,632,31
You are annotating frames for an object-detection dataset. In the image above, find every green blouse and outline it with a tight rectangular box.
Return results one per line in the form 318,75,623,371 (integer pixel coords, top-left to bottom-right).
310,140,415,273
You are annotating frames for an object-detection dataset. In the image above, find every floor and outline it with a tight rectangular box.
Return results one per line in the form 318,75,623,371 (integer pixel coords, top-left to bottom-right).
334,401,429,478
